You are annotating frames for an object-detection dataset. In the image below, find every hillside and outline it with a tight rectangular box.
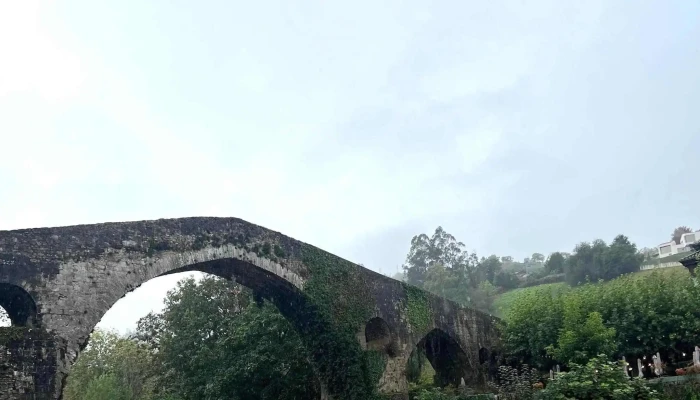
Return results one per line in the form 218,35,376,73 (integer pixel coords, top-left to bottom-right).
492,265,689,318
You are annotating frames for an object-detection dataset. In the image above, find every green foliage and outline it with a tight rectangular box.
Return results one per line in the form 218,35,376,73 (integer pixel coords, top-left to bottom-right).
545,252,567,274
82,374,131,400
565,235,643,286
492,282,567,319
672,226,693,245
300,245,385,400
487,365,540,400
502,268,700,369
403,226,477,289
494,270,520,290
63,329,160,400
405,284,432,334
546,311,617,365
142,276,320,400
501,285,566,368
538,355,659,400
0,326,27,344
414,387,464,400
659,381,700,400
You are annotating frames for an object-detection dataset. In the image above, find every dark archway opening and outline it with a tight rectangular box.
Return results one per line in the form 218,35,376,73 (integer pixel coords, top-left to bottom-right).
478,348,489,364
0,283,38,327
365,317,396,356
63,258,333,400
406,329,469,389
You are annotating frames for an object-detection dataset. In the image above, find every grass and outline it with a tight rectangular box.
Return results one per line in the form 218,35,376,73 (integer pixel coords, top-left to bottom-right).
492,282,567,318
492,266,690,318
641,252,691,267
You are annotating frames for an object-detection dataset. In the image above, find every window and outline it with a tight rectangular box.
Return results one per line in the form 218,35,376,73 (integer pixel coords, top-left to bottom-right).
660,245,672,254
684,234,696,244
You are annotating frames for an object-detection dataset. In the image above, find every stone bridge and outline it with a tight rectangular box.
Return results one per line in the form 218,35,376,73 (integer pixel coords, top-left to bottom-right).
0,217,500,400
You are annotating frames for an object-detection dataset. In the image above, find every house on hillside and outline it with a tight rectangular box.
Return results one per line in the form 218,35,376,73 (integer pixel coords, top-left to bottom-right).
656,230,700,259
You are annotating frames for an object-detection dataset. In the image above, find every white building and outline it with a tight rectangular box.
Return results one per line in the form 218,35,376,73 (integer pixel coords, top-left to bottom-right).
657,230,699,259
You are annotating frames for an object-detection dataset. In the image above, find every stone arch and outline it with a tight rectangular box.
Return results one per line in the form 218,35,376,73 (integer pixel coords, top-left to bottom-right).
408,328,471,388
364,317,397,356
57,246,334,400
0,283,38,327
53,245,305,352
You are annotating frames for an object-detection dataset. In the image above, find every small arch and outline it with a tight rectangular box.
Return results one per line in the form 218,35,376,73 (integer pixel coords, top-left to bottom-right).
407,328,470,388
365,317,396,356
0,283,38,327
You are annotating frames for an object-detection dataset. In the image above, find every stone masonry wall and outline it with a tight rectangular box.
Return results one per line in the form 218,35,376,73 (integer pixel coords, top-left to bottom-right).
0,328,62,400
0,217,501,399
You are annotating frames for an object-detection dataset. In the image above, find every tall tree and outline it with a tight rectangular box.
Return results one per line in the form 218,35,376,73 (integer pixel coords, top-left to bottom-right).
63,329,158,400
477,255,503,284
544,252,566,274
142,276,320,400
402,226,476,288
531,253,545,264
672,226,693,244
564,239,608,285
602,235,643,280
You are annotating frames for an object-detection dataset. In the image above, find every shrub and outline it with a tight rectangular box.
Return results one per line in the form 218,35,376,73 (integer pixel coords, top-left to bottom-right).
487,365,540,400
538,355,659,400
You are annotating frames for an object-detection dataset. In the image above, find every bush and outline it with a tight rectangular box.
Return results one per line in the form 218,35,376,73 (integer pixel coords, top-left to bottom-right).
538,355,659,400
487,365,540,400
519,273,565,288
502,269,700,368
660,381,700,400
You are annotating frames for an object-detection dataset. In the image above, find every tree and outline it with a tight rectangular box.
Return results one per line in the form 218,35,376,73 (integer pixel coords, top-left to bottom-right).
672,226,693,244
531,253,545,264
564,236,642,285
601,235,643,280
494,270,519,290
477,255,502,284
501,268,700,371
142,276,320,400
538,355,658,400
63,329,158,400
544,252,566,274
547,311,617,365
403,227,471,287
82,374,131,400
501,256,513,263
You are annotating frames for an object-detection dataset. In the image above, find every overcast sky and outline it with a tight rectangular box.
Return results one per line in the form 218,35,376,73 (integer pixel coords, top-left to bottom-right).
1,1,698,333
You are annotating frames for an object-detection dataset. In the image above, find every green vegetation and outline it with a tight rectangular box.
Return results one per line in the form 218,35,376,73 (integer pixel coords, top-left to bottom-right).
492,282,567,318
501,268,700,370
63,222,700,400
65,276,321,400
538,355,659,400
405,283,432,334
300,245,385,399
400,226,644,316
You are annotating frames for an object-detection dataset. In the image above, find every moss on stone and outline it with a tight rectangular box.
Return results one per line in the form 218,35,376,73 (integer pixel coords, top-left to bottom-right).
404,284,432,334
0,327,29,346
299,244,383,400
